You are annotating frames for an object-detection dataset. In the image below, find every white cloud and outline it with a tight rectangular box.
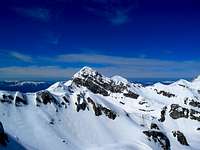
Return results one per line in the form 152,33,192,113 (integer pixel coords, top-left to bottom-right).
10,51,33,62
0,66,78,80
1,52,200,79
55,53,199,67
55,53,200,78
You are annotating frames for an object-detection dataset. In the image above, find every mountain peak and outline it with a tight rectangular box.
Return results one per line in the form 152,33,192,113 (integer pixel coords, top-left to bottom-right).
193,75,200,82
73,66,100,79
111,75,128,84
79,66,95,74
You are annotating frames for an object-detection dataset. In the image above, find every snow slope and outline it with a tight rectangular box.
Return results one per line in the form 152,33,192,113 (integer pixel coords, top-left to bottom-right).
0,66,200,150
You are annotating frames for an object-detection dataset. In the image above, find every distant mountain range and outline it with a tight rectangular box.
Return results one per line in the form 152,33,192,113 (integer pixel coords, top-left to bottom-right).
0,67,199,150
0,81,53,92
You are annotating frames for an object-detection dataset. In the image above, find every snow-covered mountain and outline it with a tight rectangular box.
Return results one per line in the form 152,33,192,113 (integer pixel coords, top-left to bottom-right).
0,66,200,150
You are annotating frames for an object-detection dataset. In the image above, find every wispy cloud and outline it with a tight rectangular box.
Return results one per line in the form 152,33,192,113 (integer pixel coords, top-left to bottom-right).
54,53,200,78
55,53,196,68
1,51,200,79
10,51,33,63
85,0,137,25
0,66,77,80
107,10,130,25
14,7,50,22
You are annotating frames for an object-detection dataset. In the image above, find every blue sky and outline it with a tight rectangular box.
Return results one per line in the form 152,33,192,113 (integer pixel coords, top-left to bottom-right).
0,0,200,80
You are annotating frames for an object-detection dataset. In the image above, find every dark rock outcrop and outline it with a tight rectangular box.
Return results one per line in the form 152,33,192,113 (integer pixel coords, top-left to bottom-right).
143,130,170,150
150,123,160,130
198,90,200,94
15,95,27,106
88,98,102,116
178,84,187,88
41,91,54,105
169,104,200,122
139,101,147,105
87,97,117,120
139,109,154,112
49,119,55,125
190,109,200,121
0,122,8,146
75,94,88,112
169,104,189,119
1,93,27,106
154,89,175,98
36,91,59,106
184,97,200,109
172,131,189,146
63,96,70,105
0,94,14,104
158,106,167,122
123,91,139,99
101,106,117,120
73,78,109,96
189,99,200,108
120,101,125,105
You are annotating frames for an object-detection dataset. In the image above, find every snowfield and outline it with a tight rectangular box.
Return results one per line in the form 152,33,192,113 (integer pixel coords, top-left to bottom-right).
0,66,200,150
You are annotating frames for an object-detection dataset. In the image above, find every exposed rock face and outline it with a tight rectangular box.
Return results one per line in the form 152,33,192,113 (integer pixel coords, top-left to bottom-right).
154,89,175,98
198,90,200,94
184,97,200,109
150,123,160,130
190,109,200,121
62,96,70,105
123,91,139,99
0,122,8,146
169,104,200,122
158,106,167,122
178,84,187,88
75,94,88,112
0,94,14,104
73,77,109,96
87,97,117,120
189,99,200,108
0,93,27,106
172,131,189,146
41,91,55,104
15,96,27,106
72,67,138,98
72,92,117,120
169,104,189,119
36,91,60,106
143,130,170,150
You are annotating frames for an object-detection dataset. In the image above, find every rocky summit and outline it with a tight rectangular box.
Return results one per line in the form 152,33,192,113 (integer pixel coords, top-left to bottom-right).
0,66,200,150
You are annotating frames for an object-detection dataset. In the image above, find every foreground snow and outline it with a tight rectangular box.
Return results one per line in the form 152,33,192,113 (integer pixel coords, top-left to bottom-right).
0,67,200,150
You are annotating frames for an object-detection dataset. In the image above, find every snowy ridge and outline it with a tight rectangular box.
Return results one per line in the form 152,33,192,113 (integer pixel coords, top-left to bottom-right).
0,67,200,150
111,75,128,85
193,75,200,82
